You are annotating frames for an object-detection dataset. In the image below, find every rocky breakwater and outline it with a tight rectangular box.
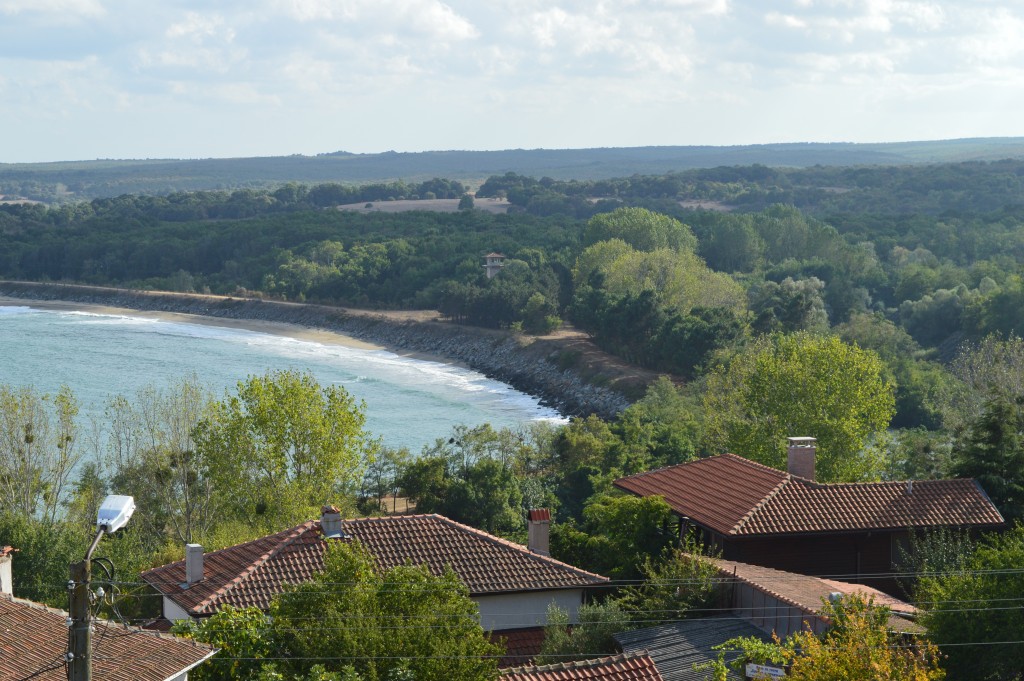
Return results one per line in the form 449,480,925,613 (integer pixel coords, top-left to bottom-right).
0,281,633,419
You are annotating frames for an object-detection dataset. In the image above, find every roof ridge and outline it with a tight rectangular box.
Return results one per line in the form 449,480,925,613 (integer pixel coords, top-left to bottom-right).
720,452,791,475
142,521,313,577
401,514,610,586
616,452,786,482
799,477,977,489
501,651,650,674
732,474,792,534
193,520,317,614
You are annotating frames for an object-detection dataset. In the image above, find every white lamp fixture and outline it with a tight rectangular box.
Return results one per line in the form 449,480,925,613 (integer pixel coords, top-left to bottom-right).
96,495,136,534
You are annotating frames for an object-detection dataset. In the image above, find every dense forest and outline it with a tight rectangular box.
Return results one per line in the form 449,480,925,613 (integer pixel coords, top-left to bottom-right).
4,156,1024,679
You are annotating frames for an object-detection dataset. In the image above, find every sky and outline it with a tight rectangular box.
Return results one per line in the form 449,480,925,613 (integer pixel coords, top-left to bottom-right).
2,0,1023,163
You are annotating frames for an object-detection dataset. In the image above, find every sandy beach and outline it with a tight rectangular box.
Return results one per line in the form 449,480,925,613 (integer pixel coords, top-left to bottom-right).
0,296,385,351
0,282,638,417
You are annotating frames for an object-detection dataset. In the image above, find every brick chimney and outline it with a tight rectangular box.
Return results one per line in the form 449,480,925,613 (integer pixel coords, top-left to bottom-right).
0,546,15,595
527,509,550,556
321,504,345,539
185,544,204,586
787,437,817,481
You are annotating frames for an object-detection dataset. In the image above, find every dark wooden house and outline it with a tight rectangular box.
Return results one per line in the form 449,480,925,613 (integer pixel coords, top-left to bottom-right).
614,439,1004,596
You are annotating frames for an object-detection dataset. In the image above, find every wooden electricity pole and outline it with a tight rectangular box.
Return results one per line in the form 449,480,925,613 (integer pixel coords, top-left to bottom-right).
68,559,92,681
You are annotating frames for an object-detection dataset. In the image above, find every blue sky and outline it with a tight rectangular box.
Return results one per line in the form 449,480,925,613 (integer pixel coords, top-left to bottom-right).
2,0,1022,162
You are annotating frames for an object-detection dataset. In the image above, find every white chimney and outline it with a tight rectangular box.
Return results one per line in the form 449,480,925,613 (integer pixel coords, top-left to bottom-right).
185,544,204,586
527,509,550,556
0,546,15,595
787,437,817,481
321,504,344,539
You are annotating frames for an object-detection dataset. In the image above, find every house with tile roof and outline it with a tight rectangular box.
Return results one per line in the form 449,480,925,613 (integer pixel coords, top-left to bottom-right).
142,509,608,654
0,594,215,681
501,652,664,681
614,439,1004,595
614,555,922,681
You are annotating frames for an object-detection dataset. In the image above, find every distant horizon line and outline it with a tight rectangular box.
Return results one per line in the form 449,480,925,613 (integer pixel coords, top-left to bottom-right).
6,135,1024,166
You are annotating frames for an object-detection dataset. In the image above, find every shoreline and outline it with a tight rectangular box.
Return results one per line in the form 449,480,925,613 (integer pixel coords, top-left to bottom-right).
0,296,472,370
0,281,635,419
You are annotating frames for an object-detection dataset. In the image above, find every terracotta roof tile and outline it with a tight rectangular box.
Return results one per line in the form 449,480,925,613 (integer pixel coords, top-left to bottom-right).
491,626,547,667
707,556,923,634
501,652,664,681
142,514,608,617
614,454,1005,536
0,595,215,681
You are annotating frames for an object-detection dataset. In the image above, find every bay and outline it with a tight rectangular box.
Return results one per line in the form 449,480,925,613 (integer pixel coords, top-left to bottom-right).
0,303,565,451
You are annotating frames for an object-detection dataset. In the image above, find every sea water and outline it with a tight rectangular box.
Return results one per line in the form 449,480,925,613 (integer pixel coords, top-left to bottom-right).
0,304,564,452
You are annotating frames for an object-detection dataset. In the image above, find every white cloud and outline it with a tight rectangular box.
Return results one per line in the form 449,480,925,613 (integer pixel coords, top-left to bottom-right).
2,0,1024,161
273,0,477,41
136,11,247,76
0,0,103,16
166,12,235,43
765,12,808,29
958,8,1024,64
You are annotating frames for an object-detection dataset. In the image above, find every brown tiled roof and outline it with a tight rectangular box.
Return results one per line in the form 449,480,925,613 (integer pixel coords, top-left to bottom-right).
708,556,923,634
0,595,215,681
491,626,547,668
614,453,1005,536
501,653,664,681
142,514,608,617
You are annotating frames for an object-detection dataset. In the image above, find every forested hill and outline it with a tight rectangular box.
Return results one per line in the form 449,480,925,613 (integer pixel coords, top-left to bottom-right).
5,137,1024,202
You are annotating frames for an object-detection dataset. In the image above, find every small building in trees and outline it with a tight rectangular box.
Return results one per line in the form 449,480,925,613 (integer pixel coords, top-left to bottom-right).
484,252,506,278
614,439,1004,596
141,509,607,661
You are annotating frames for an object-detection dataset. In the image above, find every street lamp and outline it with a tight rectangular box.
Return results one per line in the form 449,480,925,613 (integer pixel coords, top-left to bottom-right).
67,494,136,681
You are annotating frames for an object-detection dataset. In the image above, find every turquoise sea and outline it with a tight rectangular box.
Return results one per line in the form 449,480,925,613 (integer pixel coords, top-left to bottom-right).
0,302,564,451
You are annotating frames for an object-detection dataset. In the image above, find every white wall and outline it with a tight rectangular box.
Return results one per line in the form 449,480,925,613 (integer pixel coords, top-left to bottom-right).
164,596,193,623
474,589,584,631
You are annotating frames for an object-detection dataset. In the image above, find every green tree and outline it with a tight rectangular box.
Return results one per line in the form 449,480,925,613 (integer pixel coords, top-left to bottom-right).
458,194,475,210
947,335,1024,434
103,376,216,544
0,384,81,522
583,207,698,253
748,277,829,335
703,333,895,482
618,545,721,625
194,370,369,530
271,541,500,681
614,377,703,469
535,600,633,664
919,526,1024,681
952,391,1024,523
173,606,276,681
551,494,674,580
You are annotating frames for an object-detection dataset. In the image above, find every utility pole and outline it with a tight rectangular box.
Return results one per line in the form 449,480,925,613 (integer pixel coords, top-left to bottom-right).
66,495,136,681
68,558,92,681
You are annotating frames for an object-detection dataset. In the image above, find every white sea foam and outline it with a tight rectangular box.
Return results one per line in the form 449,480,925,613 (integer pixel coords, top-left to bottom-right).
0,305,34,316
1,306,565,447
